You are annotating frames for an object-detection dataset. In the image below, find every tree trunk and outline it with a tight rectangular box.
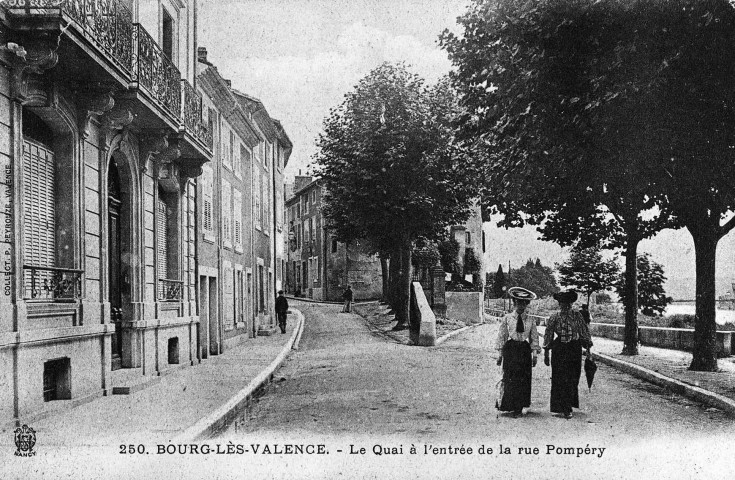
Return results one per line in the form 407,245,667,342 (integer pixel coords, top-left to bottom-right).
380,256,389,303
388,247,401,310
392,243,412,330
689,229,719,372
622,236,640,355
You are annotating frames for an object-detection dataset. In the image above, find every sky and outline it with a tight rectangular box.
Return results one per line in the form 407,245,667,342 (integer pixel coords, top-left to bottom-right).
197,0,735,300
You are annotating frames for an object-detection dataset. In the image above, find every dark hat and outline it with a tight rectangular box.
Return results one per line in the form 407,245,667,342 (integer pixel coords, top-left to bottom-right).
553,290,578,303
507,287,537,302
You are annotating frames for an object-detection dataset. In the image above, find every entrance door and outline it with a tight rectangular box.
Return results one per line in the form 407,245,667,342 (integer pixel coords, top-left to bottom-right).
108,163,123,370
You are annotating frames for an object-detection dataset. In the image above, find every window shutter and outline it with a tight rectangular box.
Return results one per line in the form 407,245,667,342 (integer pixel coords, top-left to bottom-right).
23,140,55,269
234,190,242,248
157,196,168,280
202,167,213,234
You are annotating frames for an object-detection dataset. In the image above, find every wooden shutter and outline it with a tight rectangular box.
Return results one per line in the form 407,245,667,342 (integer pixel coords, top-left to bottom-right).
202,167,213,233
23,140,55,269
234,190,242,248
157,195,168,280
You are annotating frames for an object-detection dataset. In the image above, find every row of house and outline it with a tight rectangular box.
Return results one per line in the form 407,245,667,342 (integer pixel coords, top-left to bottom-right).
282,176,486,302
0,0,290,425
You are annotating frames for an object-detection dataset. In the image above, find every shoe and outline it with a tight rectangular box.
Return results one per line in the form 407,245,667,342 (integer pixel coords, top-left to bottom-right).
512,410,522,418
563,411,573,419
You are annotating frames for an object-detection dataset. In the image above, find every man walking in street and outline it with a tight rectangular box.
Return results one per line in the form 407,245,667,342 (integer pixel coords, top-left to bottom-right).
276,290,289,334
342,285,353,313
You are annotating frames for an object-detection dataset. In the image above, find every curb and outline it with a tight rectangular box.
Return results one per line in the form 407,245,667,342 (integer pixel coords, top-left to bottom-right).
592,351,735,417
173,309,305,442
286,296,379,306
435,324,480,346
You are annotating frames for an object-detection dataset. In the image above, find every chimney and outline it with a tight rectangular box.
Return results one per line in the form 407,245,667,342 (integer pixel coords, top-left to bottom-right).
294,176,313,192
197,46,209,64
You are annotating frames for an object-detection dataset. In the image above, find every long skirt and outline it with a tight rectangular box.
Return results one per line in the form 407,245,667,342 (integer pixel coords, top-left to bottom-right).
550,339,582,414
496,340,532,412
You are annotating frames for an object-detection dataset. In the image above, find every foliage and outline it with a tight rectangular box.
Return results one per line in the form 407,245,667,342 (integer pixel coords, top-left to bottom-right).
438,238,461,274
316,64,482,248
556,246,620,306
508,258,559,298
441,0,735,369
412,240,441,268
595,292,612,305
616,253,673,317
463,247,482,275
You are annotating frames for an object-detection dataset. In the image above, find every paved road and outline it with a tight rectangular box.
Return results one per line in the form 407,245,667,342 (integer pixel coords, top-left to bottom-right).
220,302,735,479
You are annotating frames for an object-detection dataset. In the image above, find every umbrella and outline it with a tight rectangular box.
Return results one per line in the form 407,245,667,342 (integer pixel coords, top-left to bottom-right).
584,355,598,392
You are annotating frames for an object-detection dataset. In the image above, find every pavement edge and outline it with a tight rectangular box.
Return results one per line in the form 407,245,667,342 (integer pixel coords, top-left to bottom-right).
172,309,306,442
592,351,735,417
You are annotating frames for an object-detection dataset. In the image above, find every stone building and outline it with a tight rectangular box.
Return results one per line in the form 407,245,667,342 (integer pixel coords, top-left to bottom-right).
449,203,486,286
194,49,292,351
0,0,211,423
285,177,381,301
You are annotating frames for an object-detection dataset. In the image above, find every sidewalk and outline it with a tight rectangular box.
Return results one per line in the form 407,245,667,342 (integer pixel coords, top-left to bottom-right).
590,335,735,415
1,310,304,448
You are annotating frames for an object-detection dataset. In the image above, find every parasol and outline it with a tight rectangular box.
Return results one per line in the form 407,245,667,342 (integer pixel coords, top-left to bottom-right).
584,354,598,392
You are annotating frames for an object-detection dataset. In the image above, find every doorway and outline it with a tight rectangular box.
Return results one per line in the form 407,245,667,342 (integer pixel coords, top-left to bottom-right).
108,162,123,370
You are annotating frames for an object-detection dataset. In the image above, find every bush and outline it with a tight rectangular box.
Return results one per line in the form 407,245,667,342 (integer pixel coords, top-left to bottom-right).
595,292,612,304
667,314,695,329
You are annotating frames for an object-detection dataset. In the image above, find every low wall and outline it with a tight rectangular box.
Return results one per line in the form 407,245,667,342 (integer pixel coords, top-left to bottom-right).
589,323,734,357
446,291,483,324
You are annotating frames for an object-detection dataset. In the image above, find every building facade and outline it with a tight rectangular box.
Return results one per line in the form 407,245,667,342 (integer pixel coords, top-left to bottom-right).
285,177,381,302
0,0,212,422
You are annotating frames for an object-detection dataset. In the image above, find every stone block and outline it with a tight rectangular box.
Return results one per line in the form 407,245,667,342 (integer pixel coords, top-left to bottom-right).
409,282,436,347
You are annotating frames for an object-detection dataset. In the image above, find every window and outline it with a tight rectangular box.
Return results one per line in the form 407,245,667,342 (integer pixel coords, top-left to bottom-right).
262,173,269,231
222,179,231,247
235,142,243,178
222,124,231,170
254,174,262,230
312,190,316,204
482,231,486,253
162,8,174,61
465,232,471,244
303,194,309,214
331,239,338,253
157,186,180,298
230,131,236,174
258,265,265,313
310,217,314,242
234,190,243,250
201,166,214,238
23,139,55,273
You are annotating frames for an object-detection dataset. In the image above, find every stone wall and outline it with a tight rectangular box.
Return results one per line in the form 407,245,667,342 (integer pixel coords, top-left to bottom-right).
588,323,734,357
446,291,484,324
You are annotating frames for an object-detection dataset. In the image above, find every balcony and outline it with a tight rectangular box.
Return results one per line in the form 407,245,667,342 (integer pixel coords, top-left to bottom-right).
1,0,212,156
23,265,84,301
157,278,183,302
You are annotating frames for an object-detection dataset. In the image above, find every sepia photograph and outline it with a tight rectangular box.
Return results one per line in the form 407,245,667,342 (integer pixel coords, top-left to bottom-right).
1,0,735,478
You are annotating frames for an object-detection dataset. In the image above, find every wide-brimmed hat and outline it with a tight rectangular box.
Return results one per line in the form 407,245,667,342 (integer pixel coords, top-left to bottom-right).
553,290,578,304
507,287,537,302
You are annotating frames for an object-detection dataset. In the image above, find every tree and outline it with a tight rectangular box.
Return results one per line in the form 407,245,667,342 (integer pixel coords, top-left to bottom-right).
557,246,620,307
441,0,735,370
616,253,673,317
438,238,461,275
492,264,506,299
509,258,559,298
315,64,482,328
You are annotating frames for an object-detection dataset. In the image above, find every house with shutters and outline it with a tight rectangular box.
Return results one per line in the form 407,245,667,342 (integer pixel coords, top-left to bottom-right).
285,177,382,301
0,0,211,423
195,48,292,354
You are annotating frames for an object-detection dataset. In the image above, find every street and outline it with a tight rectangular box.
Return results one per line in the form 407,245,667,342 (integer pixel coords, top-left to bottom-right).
220,301,735,479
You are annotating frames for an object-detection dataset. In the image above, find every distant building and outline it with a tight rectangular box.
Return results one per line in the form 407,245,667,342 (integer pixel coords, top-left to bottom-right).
449,203,486,285
285,177,382,301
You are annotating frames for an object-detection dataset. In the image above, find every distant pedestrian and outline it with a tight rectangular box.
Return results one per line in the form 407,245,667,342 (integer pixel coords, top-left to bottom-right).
342,285,353,313
543,290,593,419
275,290,289,334
495,287,540,418
580,304,592,325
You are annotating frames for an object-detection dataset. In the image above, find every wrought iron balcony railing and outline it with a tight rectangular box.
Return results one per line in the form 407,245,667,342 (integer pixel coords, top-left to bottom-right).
2,0,135,76
158,278,183,302
133,23,181,119
23,265,83,301
182,79,213,150
2,1,211,155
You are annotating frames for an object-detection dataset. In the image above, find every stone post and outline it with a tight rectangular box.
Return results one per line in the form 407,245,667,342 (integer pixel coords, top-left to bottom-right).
430,265,447,318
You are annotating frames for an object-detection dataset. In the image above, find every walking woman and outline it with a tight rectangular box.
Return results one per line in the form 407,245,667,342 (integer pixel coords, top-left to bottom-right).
543,290,593,419
495,287,541,418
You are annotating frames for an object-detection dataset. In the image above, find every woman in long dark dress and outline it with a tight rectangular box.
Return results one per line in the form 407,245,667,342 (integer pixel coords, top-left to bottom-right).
543,290,593,419
495,287,541,418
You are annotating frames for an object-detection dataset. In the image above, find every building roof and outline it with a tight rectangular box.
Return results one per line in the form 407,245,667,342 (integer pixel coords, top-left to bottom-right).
285,178,321,205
